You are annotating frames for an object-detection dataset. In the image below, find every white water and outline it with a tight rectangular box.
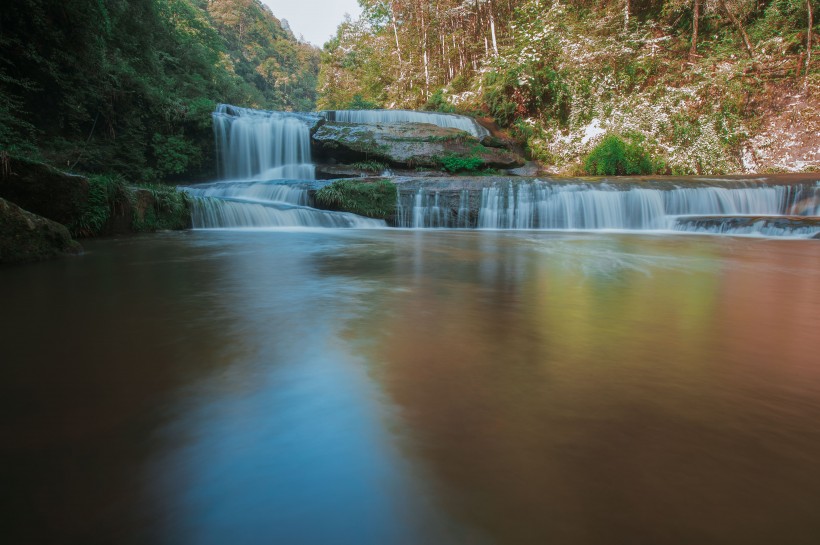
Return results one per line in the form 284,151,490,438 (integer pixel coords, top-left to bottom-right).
396,181,820,238
182,105,386,229
213,104,316,181
321,110,490,138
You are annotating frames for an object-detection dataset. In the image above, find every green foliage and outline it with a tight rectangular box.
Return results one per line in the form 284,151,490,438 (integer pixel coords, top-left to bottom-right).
72,174,127,237
152,134,201,176
483,60,570,127
132,184,191,231
0,0,320,182
314,179,397,219
350,160,388,171
583,135,662,176
438,154,485,173
424,89,457,113
346,94,382,110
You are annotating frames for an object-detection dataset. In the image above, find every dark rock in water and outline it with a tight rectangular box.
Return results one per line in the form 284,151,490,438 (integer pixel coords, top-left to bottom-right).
0,197,82,264
0,158,89,227
312,122,525,170
674,215,820,237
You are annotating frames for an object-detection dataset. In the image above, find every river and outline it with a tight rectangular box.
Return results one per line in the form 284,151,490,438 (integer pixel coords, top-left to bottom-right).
2,228,819,544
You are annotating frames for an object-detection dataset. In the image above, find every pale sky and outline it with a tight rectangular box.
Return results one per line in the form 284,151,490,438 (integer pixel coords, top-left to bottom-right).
262,0,363,47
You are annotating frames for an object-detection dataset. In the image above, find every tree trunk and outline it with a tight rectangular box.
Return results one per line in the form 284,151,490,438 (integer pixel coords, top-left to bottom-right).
719,0,755,59
624,0,630,32
489,0,499,56
808,0,814,78
690,0,701,59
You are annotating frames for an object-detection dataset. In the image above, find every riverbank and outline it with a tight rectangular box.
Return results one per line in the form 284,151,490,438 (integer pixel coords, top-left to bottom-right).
0,158,191,264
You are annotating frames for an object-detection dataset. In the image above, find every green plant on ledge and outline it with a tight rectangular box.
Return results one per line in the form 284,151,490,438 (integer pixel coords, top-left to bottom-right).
583,134,664,176
350,160,388,172
315,179,397,219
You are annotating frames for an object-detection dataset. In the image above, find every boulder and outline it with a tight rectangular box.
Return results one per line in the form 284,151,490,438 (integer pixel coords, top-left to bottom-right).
0,158,89,227
312,122,525,171
0,197,82,264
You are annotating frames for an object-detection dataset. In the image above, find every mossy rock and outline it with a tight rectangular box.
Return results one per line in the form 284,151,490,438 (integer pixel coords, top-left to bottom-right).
312,122,524,171
0,157,90,227
0,197,82,264
313,179,397,220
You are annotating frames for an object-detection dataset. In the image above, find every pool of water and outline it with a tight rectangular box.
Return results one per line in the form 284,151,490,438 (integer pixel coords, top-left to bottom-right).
2,230,819,544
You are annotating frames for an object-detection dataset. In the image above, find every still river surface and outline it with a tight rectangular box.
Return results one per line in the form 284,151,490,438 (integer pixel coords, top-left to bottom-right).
2,229,819,544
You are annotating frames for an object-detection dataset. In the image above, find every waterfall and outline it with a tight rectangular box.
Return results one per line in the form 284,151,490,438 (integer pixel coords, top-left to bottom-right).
183,180,384,229
320,109,490,138
395,181,820,237
213,104,316,181
181,105,385,229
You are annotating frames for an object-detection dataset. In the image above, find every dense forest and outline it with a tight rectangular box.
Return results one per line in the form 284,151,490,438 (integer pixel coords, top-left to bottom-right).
320,0,818,174
1,0,817,179
0,0,320,182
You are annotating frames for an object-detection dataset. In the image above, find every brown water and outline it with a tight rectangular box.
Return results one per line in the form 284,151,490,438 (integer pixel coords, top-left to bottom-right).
2,230,819,544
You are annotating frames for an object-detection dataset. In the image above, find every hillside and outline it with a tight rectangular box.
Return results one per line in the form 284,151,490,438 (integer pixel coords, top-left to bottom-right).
0,0,320,182
319,0,819,175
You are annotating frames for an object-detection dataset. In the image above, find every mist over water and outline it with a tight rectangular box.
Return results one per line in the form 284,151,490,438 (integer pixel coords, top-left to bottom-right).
2,230,819,544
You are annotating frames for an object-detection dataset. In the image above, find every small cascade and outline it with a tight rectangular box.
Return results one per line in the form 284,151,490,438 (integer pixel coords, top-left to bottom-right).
394,181,820,237
396,189,472,228
183,180,384,229
213,104,316,181
320,109,489,138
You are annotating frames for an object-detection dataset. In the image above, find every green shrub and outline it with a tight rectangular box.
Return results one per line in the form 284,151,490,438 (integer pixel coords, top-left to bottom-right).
346,94,381,110
583,134,661,176
71,174,127,237
439,154,485,173
424,89,457,113
314,179,397,219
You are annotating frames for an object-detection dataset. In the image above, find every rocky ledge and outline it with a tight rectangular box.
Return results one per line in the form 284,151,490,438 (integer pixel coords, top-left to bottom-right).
312,121,525,171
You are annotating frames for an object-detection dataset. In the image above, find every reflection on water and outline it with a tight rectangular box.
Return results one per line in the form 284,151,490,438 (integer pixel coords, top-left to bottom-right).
1,231,819,544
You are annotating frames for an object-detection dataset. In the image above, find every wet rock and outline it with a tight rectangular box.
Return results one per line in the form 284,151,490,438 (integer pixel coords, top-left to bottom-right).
0,197,82,264
509,161,543,177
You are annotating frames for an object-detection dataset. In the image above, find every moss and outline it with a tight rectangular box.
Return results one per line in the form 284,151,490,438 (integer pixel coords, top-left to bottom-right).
131,184,191,232
314,179,397,219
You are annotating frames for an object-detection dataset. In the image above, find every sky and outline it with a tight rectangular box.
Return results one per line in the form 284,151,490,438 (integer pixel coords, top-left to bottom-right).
262,0,363,47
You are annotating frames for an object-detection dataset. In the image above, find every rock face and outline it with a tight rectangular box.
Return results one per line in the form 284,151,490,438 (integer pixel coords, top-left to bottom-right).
312,122,525,170
0,158,90,227
0,197,82,264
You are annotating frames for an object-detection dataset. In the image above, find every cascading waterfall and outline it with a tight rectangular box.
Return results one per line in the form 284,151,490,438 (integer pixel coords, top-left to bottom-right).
395,181,820,237
184,180,384,229
181,104,385,229
320,109,489,138
213,104,316,181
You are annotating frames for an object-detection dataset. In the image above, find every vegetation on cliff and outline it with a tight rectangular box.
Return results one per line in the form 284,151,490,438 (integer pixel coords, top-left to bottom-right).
319,0,818,174
315,179,398,219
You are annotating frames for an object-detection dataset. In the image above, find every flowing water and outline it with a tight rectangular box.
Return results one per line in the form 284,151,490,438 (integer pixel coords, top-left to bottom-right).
2,230,820,545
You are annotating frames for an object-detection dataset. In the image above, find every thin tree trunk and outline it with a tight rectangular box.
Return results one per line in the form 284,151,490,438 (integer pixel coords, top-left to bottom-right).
808,0,814,78
719,0,755,58
624,0,630,31
489,0,499,56
421,5,430,98
690,0,701,58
